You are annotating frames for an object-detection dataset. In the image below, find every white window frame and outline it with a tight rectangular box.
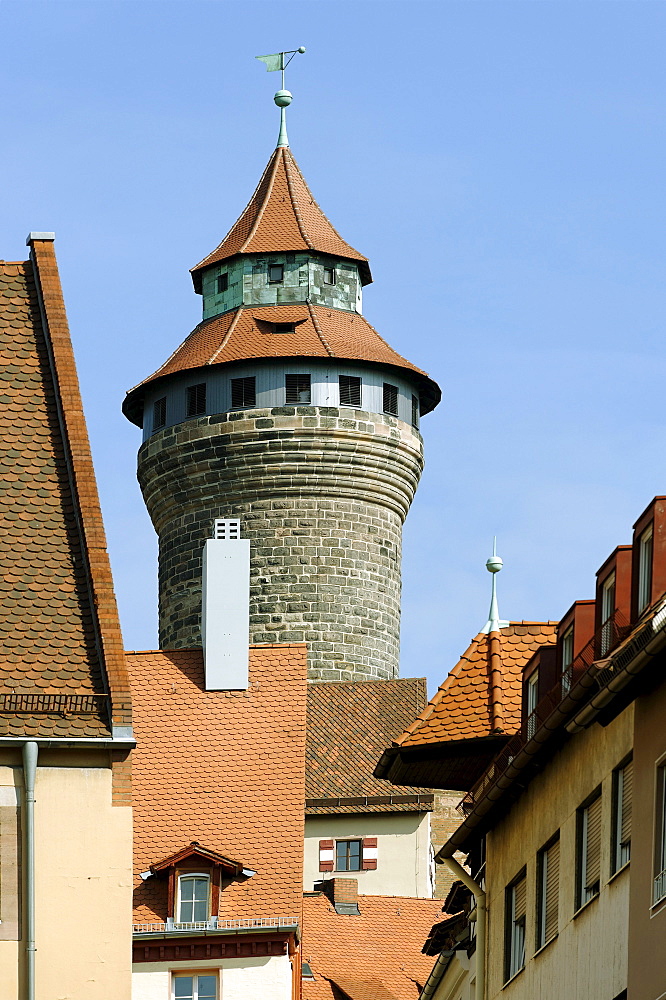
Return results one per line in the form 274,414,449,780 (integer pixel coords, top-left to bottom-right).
505,874,526,981
176,873,211,924
654,762,666,906
172,971,219,1000
600,572,616,656
561,626,574,695
611,758,632,874
526,670,539,739
638,524,653,614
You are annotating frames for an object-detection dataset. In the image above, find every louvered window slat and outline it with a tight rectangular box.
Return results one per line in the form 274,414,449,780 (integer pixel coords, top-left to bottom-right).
230,376,256,409
621,760,633,849
339,375,361,408
543,839,559,944
286,374,311,404
513,874,527,920
187,382,207,417
584,795,602,897
383,382,398,416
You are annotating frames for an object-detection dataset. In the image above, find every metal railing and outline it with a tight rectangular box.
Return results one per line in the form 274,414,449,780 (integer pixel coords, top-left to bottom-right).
457,609,632,818
654,870,666,906
132,916,298,935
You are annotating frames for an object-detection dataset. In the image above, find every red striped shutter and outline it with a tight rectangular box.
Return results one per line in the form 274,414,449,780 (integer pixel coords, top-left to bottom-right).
319,839,334,872
362,837,378,870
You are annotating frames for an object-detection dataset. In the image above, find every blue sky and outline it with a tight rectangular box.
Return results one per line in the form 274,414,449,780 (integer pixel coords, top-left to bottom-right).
1,1,665,692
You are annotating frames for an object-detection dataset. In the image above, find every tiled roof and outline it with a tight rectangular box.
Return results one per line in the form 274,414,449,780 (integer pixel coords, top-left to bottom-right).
302,893,443,1000
306,680,434,814
129,644,307,923
191,146,371,291
395,623,558,748
0,243,130,737
122,302,440,424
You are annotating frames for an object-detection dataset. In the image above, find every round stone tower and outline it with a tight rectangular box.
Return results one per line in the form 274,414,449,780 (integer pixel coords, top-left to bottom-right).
123,130,440,683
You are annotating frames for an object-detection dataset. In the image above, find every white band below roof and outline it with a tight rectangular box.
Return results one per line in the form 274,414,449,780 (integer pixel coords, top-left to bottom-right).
26,233,56,244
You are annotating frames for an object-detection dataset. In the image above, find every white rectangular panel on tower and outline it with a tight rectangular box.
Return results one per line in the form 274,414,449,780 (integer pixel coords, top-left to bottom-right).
201,532,250,690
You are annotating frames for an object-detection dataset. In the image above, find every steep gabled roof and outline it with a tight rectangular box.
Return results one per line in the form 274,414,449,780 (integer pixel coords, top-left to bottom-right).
302,893,443,1000
375,623,557,791
129,644,307,924
148,842,244,876
0,238,131,738
306,679,434,815
122,303,441,425
191,146,371,292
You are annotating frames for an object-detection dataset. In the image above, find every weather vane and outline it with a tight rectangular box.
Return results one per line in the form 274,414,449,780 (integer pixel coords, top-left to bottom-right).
255,47,306,148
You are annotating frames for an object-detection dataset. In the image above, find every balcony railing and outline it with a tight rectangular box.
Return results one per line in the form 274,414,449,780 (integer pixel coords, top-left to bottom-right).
132,916,298,935
654,870,666,906
457,608,632,818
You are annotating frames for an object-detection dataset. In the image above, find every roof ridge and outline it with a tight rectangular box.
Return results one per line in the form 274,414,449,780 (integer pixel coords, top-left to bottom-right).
282,148,315,249
207,306,244,365
239,148,282,253
306,300,335,356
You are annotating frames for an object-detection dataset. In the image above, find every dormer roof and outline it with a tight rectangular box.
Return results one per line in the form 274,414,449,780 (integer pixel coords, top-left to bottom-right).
190,146,371,292
148,842,245,877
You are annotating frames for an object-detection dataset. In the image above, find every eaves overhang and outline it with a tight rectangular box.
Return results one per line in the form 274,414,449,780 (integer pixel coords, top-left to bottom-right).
436,597,666,858
374,735,509,792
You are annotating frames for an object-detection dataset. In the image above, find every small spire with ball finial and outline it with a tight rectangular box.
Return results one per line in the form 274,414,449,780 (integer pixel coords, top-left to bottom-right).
255,47,306,149
481,537,510,634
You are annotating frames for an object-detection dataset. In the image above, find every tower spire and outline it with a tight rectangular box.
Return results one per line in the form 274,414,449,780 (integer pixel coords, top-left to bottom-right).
481,538,509,634
256,47,306,149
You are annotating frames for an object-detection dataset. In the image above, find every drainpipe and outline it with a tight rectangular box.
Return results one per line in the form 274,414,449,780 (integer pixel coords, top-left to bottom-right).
440,854,486,1000
23,742,38,1000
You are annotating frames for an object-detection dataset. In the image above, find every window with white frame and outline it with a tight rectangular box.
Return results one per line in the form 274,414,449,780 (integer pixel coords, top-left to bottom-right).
177,874,210,923
526,670,539,739
505,870,527,981
536,835,559,950
654,763,666,905
638,524,654,615
600,572,616,656
611,757,632,874
561,626,574,695
173,973,217,1000
576,791,602,909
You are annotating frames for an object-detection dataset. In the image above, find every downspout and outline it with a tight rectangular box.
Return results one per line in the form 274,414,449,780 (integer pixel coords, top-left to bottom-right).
23,741,38,1000
440,854,486,1000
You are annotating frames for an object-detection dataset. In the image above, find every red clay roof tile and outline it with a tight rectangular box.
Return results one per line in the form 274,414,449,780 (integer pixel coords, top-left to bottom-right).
191,147,371,291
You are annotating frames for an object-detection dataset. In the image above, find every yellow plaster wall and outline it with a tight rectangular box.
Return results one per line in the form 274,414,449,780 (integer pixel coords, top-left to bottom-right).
485,704,633,1000
0,756,133,1000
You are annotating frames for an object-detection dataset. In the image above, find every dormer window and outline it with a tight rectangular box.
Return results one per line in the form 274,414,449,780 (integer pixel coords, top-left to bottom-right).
268,263,284,284
274,322,295,334
177,873,210,923
323,266,336,285
217,273,228,294
526,671,539,739
561,626,574,695
637,524,653,615
600,572,616,656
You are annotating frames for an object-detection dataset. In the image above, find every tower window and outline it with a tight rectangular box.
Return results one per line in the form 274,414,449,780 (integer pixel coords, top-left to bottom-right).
411,394,420,427
339,375,361,407
274,323,295,334
268,263,284,284
217,273,228,294
230,376,256,409
383,383,398,416
323,266,336,285
153,396,166,430
286,373,311,404
186,383,207,417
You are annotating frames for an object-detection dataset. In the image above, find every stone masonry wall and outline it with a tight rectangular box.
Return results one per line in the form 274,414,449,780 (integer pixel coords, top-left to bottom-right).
137,406,424,682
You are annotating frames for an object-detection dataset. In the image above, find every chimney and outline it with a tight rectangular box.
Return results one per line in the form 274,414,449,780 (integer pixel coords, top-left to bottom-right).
201,519,250,690
318,878,360,915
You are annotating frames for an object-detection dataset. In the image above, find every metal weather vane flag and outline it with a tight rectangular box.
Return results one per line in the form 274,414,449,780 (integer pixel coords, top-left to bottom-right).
255,48,306,148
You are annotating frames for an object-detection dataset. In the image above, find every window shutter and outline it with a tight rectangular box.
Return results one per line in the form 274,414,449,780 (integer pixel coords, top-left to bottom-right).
286,374,311,404
585,796,602,892
513,874,527,922
621,760,633,850
339,375,361,408
187,382,207,417
361,837,378,870
544,839,559,943
319,839,334,872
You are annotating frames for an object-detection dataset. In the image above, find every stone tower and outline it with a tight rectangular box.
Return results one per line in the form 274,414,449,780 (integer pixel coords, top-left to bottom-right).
123,132,440,682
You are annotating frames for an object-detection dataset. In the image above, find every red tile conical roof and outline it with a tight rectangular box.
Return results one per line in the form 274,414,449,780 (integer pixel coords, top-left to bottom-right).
190,146,371,291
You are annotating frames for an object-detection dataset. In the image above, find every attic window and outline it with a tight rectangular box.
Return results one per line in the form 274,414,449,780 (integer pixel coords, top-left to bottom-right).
217,273,228,294
274,322,295,334
383,383,398,416
177,874,210,922
286,373,311,404
268,263,284,284
637,524,653,614
153,396,166,430
323,266,336,285
186,383,207,417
